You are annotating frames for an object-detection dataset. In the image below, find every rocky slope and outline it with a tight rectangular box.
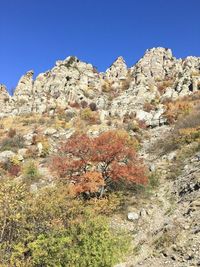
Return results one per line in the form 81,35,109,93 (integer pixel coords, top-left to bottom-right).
1,47,200,126
114,126,200,267
0,47,200,266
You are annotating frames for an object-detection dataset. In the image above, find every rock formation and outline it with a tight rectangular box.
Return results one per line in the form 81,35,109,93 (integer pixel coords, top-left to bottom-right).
1,47,200,126
0,47,200,267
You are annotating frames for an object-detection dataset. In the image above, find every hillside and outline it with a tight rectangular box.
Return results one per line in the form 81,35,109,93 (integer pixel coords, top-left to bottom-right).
0,47,200,266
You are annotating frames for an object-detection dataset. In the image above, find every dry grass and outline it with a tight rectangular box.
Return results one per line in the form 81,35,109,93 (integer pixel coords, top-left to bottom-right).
143,102,156,112
175,111,200,130
163,95,200,124
157,79,175,95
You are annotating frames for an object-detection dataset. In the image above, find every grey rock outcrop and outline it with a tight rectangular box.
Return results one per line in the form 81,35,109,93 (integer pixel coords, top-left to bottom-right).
0,150,15,163
105,56,128,82
12,70,34,114
1,47,200,127
0,84,10,103
0,85,11,117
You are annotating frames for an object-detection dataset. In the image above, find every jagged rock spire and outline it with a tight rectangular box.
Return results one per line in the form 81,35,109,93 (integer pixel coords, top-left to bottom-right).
0,84,10,103
14,70,34,97
106,56,128,80
132,47,175,81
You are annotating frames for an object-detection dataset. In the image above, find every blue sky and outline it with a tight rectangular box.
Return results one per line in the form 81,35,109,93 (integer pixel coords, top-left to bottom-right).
0,0,200,92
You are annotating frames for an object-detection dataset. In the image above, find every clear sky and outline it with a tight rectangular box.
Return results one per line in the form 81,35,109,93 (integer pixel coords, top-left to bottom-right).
0,0,200,92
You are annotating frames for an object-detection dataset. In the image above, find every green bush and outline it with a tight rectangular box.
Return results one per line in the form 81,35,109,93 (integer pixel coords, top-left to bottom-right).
0,182,130,266
28,216,130,267
22,161,40,183
148,171,159,188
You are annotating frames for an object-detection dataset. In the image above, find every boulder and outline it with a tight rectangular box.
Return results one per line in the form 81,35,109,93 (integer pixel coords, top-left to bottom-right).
44,128,57,136
136,110,153,126
127,212,139,221
0,150,15,163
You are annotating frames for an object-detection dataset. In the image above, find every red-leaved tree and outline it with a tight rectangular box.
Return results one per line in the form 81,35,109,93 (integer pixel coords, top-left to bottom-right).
52,131,147,197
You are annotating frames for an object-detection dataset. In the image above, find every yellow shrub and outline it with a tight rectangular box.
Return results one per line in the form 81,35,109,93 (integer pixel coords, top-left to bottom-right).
164,100,193,123
86,192,123,215
101,81,112,92
178,127,200,144
112,129,140,150
41,140,50,157
80,108,100,125
10,155,21,166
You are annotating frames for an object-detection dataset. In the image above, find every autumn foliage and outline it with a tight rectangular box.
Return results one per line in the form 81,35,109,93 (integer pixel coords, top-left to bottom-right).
164,100,192,124
163,93,200,124
52,131,147,197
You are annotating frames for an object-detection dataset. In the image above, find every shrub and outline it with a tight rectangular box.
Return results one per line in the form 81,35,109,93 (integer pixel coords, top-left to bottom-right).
28,216,130,267
86,192,123,215
35,138,50,158
143,102,156,112
22,161,40,183
149,108,200,157
32,135,50,158
80,108,94,120
40,140,50,158
2,158,21,177
0,134,25,152
7,156,21,176
175,110,200,130
157,79,174,95
80,100,88,108
121,79,131,91
0,182,130,266
0,179,27,263
164,100,192,124
126,122,139,132
89,102,97,111
80,108,100,125
68,101,80,109
114,129,140,150
7,128,16,138
55,107,66,120
177,128,200,145
162,93,200,124
147,171,160,189
101,80,113,93
8,165,21,177
25,147,38,159
52,131,148,197
64,110,76,122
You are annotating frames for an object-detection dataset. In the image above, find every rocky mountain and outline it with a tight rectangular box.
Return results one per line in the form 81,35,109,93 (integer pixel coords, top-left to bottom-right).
1,47,200,126
0,48,200,266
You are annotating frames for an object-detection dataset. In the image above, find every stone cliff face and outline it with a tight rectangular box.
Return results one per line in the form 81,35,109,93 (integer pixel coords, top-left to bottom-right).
1,47,200,126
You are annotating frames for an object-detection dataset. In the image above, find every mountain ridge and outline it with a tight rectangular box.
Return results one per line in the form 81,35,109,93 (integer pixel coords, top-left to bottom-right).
0,47,200,127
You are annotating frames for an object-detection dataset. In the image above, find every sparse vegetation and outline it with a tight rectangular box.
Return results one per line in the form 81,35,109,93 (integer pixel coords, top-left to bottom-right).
157,78,175,95
22,160,40,183
143,102,156,112
0,133,25,152
80,108,100,125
